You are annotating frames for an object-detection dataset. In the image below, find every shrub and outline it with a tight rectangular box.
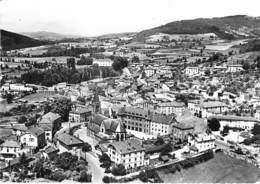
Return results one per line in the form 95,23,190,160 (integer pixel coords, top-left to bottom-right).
111,164,126,176
78,170,92,182
139,171,148,182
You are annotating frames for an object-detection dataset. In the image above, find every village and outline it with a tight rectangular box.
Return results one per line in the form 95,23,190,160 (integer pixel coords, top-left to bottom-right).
1,28,260,183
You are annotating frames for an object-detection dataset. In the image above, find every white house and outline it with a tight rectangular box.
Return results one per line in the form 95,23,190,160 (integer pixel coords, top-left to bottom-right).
227,64,243,73
20,127,45,148
0,140,21,161
185,67,199,76
93,59,113,67
189,133,215,153
209,115,260,131
155,101,186,116
107,139,149,171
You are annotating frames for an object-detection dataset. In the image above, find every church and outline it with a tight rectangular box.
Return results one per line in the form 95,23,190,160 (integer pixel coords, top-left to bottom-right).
86,91,130,143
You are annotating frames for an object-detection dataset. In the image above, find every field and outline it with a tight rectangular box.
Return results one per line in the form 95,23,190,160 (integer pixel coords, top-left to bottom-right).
158,152,260,183
205,39,248,51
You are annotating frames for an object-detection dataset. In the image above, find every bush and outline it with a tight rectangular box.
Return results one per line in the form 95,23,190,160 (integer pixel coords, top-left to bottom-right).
48,170,66,182
18,116,27,124
208,118,220,131
54,152,78,170
111,164,126,176
82,143,92,152
139,171,148,182
102,176,117,183
78,170,92,182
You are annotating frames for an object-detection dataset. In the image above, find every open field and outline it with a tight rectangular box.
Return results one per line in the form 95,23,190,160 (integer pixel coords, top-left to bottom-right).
158,152,260,183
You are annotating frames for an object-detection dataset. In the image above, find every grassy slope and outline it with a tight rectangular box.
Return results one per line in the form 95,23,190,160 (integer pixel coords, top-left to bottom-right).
1,29,47,51
134,15,260,42
158,152,260,183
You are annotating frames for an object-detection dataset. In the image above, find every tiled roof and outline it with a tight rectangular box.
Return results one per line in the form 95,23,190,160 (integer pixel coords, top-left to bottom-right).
209,115,260,123
39,112,61,124
157,101,186,107
28,126,45,137
90,114,108,126
44,145,59,154
0,140,20,148
198,101,227,108
108,138,145,154
57,133,83,146
151,113,175,125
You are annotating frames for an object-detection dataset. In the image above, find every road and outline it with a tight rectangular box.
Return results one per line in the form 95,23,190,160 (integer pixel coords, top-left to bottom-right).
84,152,105,183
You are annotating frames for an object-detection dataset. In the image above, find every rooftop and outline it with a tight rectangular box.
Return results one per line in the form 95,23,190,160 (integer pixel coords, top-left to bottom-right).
108,138,145,154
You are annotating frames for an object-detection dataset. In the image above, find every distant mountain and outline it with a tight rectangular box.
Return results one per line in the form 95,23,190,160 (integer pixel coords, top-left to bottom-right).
97,32,136,39
1,29,47,51
134,15,260,42
21,31,83,41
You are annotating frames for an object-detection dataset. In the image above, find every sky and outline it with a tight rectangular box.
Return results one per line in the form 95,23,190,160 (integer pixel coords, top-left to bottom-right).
0,0,260,36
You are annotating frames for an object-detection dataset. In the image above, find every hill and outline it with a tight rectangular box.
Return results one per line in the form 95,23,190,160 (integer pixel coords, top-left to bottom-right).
21,31,83,41
1,29,47,51
134,15,260,42
97,32,136,39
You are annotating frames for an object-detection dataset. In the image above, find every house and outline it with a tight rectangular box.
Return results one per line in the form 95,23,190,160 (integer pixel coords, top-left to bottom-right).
189,133,215,153
93,58,113,67
185,67,199,76
43,145,59,160
69,104,92,123
227,64,243,73
20,126,45,148
150,114,175,136
208,115,260,131
39,112,62,138
39,124,52,142
118,106,175,136
144,66,156,77
155,101,186,116
0,140,21,161
56,133,84,156
118,106,151,134
107,139,149,172
189,101,228,118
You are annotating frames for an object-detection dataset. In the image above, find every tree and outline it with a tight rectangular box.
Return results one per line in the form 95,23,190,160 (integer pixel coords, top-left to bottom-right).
154,137,164,146
67,57,76,70
208,118,220,131
82,143,92,152
204,69,210,76
221,125,229,136
111,56,128,72
242,62,250,70
252,124,260,136
19,153,28,167
139,171,148,182
111,164,126,176
132,56,140,63
54,152,78,170
5,93,14,104
18,116,27,124
78,170,92,182
33,159,51,178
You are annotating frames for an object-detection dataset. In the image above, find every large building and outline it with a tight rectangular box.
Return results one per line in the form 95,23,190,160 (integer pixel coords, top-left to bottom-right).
155,101,186,116
185,67,199,76
107,138,149,172
208,115,260,131
69,104,92,123
118,106,175,136
93,59,113,67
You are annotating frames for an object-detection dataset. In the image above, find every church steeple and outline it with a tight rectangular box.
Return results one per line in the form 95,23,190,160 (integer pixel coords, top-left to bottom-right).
92,90,100,113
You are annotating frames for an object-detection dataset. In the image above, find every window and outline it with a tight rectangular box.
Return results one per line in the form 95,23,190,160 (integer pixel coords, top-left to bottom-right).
29,138,34,142
46,132,50,136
